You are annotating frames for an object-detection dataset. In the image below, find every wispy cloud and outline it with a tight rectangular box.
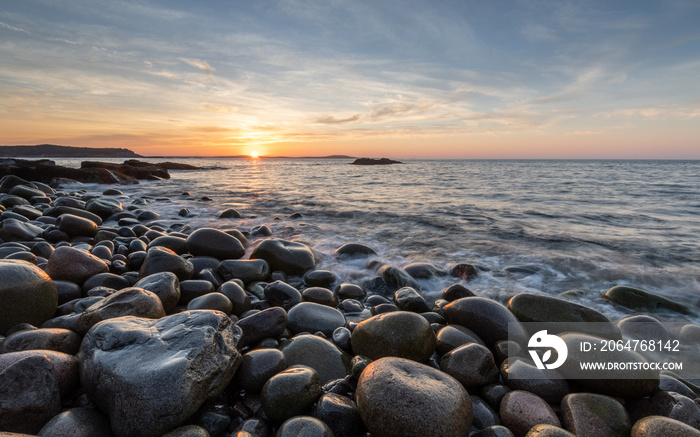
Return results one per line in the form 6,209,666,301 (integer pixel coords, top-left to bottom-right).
0,21,28,33
178,58,215,74
315,114,360,124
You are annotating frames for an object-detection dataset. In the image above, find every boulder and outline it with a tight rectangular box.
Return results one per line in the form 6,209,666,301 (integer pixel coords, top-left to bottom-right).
132,271,181,312
76,287,166,334
0,260,57,335
79,311,242,437
356,357,472,437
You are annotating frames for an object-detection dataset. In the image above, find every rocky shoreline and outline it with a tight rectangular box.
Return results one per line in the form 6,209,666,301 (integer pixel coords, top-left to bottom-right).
0,173,699,437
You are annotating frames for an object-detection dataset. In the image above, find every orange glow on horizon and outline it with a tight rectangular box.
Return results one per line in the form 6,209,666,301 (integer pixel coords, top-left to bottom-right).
250,150,260,158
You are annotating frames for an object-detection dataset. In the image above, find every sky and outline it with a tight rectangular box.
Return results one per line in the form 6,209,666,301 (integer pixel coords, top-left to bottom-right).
1,0,699,158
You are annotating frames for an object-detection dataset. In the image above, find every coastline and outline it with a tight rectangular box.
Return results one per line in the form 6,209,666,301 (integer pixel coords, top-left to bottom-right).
0,170,699,436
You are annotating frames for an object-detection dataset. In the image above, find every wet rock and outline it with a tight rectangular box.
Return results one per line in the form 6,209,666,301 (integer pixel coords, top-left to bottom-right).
303,269,337,288
187,292,233,313
302,287,339,307
507,292,621,339
436,325,485,355
82,272,130,294
1,327,81,355
261,365,322,423
218,259,270,283
250,239,316,275
56,213,98,238
76,287,166,334
351,311,436,362
500,390,560,437
232,348,287,394
0,218,43,241
603,285,692,315
85,198,123,220
0,259,58,335
440,343,499,389
561,393,630,437
332,327,353,354
149,235,188,254
133,271,181,312
186,227,246,260
525,424,575,436
250,224,272,237
378,265,421,290
481,384,512,410
471,395,502,429
333,243,377,257
617,314,671,342
448,263,478,280
500,357,569,404
218,281,251,316
444,297,528,348
236,307,288,348
288,302,346,336
0,355,62,434
628,391,700,429
631,416,700,436
161,425,210,437
79,311,242,437
44,205,103,225
356,357,472,437
335,283,366,300
37,407,114,437
219,208,241,218
393,286,430,313
46,246,109,285
441,283,476,301
264,280,302,310
179,280,216,304
139,246,194,281
277,416,335,437
402,262,443,279
312,393,363,437
280,334,352,384
0,350,79,397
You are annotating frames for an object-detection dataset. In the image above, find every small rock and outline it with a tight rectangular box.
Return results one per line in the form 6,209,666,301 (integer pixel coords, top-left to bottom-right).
46,246,109,285
277,416,334,437
440,343,499,389
186,227,246,260
232,348,287,394
250,239,316,275
333,243,377,257
139,246,194,281
561,393,631,437
236,307,287,348
444,297,528,348
280,334,352,384
288,302,346,337
37,407,113,437
500,390,561,437
76,287,166,334
631,416,700,436
218,259,270,283
133,271,181,313
264,280,302,310
351,311,436,362
393,286,430,313
261,365,322,423
603,285,692,315
312,393,363,437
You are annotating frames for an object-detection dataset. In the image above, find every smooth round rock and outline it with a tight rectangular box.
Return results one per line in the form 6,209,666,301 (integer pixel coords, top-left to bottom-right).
393,287,430,313
232,348,287,394
436,325,485,355
312,393,363,437
161,424,210,437
276,416,334,437
351,311,436,362
335,283,366,300
628,391,700,429
356,357,473,437
82,272,130,294
186,228,246,260
500,391,561,437
525,424,575,436
76,287,166,334
442,283,476,301
46,246,109,285
187,292,233,313
149,236,188,254
304,270,337,288
37,407,113,437
507,292,621,339
218,281,251,316
251,239,316,275
56,213,98,238
333,243,377,257
402,262,443,279
139,246,194,281
0,218,42,241
235,307,288,348
302,287,339,307
617,314,671,342
79,311,242,437
0,260,58,335
264,281,302,310
287,302,346,337
0,355,61,434
444,297,528,347
471,395,502,430
631,416,700,436
561,393,631,437
280,334,352,384
133,271,181,313
440,342,499,389
218,259,270,283
261,366,322,423
0,350,79,397
378,265,421,290
603,285,691,315
1,328,81,355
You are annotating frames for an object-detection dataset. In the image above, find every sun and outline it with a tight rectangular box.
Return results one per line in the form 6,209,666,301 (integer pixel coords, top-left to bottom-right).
250,150,259,159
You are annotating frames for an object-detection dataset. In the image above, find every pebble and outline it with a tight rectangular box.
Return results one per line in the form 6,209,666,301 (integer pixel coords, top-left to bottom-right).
232,348,287,394
280,333,352,384
440,342,499,389
139,246,194,281
603,285,692,315
500,390,561,437
627,390,700,429
356,357,473,437
350,311,436,362
1,327,82,355
133,271,182,312
302,287,339,307
264,280,302,310
333,243,377,257
500,357,570,404
261,365,322,423
236,307,288,348
393,286,430,312
436,324,485,355
187,292,233,313
312,393,364,437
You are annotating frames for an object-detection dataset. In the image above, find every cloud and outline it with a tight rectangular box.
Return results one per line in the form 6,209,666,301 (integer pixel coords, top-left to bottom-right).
179,58,215,74
198,103,238,113
597,106,700,120
315,114,360,124
522,24,558,42
0,21,28,33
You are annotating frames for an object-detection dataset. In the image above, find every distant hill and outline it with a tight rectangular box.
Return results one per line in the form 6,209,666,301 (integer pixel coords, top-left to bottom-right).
0,144,142,158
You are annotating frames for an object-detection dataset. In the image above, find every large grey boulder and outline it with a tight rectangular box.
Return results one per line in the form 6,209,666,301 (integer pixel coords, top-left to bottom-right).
79,311,242,437
0,259,57,335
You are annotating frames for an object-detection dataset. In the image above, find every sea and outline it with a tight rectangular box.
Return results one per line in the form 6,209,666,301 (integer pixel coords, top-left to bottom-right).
53,158,700,323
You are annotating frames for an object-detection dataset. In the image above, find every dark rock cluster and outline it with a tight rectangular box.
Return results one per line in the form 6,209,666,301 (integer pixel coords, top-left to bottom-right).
0,172,699,437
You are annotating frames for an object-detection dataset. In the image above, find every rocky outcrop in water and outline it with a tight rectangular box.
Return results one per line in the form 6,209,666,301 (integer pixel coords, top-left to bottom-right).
350,157,403,165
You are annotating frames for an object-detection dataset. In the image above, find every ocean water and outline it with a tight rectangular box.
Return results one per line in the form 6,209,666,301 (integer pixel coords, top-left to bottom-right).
55,158,700,322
